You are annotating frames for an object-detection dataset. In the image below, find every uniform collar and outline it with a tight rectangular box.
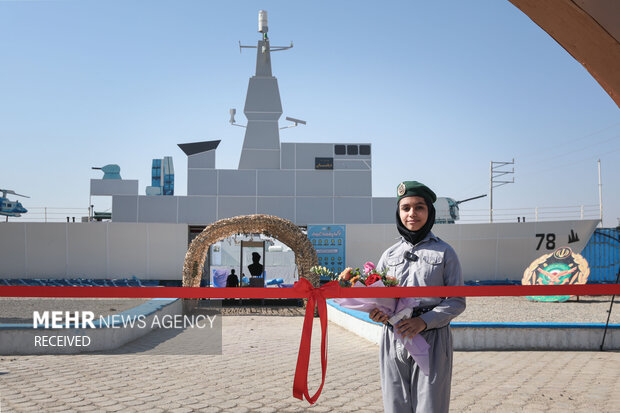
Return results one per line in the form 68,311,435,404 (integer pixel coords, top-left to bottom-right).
400,231,437,248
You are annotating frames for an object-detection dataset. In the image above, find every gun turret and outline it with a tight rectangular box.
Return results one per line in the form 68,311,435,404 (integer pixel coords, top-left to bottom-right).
434,194,487,224
92,164,122,180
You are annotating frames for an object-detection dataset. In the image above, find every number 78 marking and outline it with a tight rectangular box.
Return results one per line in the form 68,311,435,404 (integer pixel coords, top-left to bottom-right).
535,233,556,250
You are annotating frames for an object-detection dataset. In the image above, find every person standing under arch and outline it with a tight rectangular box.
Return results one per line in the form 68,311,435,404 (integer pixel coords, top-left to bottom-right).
226,269,239,288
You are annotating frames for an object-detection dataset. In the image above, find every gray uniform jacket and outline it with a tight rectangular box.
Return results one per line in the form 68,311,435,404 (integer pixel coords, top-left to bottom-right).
376,231,466,328
376,231,465,413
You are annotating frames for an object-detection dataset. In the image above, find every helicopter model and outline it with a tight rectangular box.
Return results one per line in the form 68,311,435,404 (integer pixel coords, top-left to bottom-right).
0,189,29,220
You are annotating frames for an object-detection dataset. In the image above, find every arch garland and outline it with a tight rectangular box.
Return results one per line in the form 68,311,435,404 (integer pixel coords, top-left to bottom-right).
182,214,319,288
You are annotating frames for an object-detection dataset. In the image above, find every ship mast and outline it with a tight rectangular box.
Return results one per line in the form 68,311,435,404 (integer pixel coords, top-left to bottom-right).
237,10,293,169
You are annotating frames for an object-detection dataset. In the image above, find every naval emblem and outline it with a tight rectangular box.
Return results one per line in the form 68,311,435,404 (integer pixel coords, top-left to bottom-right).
397,183,406,197
522,246,590,302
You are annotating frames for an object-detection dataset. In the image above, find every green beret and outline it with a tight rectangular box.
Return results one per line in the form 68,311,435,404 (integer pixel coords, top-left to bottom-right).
396,181,437,203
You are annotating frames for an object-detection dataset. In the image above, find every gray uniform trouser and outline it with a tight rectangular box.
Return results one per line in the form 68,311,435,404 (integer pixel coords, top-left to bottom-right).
380,325,453,413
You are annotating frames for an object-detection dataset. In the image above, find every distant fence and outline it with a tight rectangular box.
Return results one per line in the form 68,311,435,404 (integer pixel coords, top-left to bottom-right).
4,207,90,222
460,204,600,223
582,228,620,282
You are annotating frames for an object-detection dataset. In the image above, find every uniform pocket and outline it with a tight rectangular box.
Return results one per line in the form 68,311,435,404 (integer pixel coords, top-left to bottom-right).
419,253,443,284
422,254,443,265
385,255,405,280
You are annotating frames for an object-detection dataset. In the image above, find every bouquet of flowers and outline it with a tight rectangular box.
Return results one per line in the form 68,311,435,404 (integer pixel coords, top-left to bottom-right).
336,261,398,287
333,262,430,376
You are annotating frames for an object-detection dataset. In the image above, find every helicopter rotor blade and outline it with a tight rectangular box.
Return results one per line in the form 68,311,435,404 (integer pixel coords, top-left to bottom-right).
0,189,30,198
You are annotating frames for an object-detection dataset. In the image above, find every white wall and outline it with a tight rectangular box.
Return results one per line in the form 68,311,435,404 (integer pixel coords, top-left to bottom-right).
0,223,27,275
0,223,187,280
0,219,598,282
90,179,139,196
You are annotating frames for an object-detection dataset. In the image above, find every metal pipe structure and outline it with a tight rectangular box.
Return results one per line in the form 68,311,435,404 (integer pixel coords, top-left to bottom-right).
489,160,515,223
598,159,603,227
594,229,620,350
489,161,493,223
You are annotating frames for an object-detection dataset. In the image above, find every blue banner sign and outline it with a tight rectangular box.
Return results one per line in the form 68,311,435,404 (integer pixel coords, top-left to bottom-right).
307,225,346,275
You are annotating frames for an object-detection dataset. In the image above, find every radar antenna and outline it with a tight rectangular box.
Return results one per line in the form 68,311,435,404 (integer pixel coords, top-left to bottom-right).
239,10,293,54
229,108,246,128
279,117,307,130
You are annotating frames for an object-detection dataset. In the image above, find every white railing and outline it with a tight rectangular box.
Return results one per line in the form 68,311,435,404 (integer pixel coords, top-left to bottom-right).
3,204,602,224
2,207,91,223
458,204,600,223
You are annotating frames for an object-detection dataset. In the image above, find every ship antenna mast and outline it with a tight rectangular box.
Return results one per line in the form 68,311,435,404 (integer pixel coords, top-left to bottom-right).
233,11,304,169
238,10,293,54
231,11,299,132
231,11,294,129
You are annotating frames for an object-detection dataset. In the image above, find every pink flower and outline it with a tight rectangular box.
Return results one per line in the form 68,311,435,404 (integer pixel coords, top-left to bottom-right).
363,261,376,275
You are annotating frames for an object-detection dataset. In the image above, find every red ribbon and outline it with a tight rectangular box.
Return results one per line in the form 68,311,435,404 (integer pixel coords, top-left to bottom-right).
0,283,618,298
1,283,619,405
291,278,340,404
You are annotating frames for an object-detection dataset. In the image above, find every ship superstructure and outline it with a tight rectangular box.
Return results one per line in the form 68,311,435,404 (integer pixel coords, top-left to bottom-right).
94,11,390,226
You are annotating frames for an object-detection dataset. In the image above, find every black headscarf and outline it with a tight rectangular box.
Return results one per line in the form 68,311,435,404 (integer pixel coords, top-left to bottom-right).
396,196,436,247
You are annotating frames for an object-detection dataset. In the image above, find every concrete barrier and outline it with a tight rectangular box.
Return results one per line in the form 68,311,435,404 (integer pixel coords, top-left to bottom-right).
326,300,620,350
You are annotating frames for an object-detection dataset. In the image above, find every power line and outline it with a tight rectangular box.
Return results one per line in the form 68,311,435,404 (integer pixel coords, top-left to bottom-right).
518,133,620,169
513,121,620,163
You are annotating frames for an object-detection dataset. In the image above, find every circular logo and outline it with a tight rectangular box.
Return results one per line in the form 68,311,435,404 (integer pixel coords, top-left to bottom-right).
522,246,590,302
397,183,406,197
553,248,571,259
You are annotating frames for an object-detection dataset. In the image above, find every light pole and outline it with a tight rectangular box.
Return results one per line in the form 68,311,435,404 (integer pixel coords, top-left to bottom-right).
489,159,515,223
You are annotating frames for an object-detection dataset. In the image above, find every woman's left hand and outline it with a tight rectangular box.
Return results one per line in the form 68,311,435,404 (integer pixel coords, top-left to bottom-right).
395,317,427,339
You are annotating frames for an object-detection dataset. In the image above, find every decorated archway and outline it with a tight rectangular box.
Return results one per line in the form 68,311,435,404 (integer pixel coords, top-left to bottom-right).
182,214,319,288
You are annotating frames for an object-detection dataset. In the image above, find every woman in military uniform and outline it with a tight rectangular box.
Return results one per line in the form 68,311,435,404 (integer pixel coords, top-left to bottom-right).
369,181,466,413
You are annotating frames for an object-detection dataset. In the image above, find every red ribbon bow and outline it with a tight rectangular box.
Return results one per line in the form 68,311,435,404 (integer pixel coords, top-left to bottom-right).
291,278,340,405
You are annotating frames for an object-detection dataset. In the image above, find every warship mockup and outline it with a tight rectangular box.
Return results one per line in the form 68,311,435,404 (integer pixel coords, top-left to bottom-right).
0,11,599,283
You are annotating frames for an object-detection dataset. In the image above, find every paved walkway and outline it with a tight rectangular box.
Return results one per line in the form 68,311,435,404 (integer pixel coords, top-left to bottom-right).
1,314,619,412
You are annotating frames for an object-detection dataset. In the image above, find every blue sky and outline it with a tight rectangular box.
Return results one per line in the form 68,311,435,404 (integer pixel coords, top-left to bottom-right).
1,0,619,226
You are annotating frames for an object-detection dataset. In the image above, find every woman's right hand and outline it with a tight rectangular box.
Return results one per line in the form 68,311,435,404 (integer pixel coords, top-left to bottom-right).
369,308,389,324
